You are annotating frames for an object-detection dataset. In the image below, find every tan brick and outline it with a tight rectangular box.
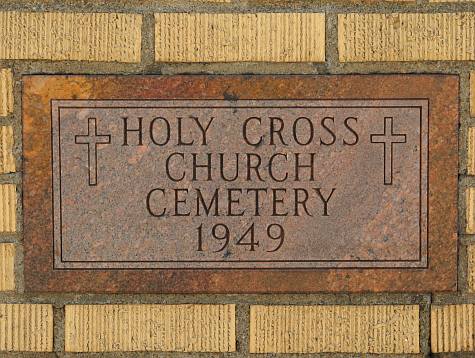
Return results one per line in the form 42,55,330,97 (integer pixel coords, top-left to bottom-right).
155,13,325,62
249,305,420,354
471,72,475,117
65,304,235,352
0,126,15,173
467,188,475,234
431,304,475,352
0,243,14,291
0,69,13,116
338,13,475,62
0,304,53,352
0,11,141,62
468,245,475,291
468,127,475,175
0,184,15,232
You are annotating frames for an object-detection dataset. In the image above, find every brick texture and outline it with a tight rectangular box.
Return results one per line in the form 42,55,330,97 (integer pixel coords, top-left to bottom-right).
0,304,53,352
65,304,236,352
0,184,15,232
155,13,325,62
338,13,475,62
471,72,475,117
0,126,15,173
0,12,141,62
431,305,475,352
467,188,475,234
0,243,14,291
249,305,420,354
468,127,475,175
0,69,13,116
469,245,475,291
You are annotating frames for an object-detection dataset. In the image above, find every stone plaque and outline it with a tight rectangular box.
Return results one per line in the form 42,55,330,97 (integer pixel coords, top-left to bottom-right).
23,75,458,292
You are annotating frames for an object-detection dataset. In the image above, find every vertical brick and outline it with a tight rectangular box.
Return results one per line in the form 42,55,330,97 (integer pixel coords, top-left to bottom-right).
339,13,475,62
0,184,15,232
471,72,475,117
0,12,142,62
65,304,236,352
0,69,12,116
0,243,14,291
468,127,475,175
431,305,475,352
468,245,475,291
0,126,15,173
467,188,475,234
250,305,420,354
0,304,53,352
155,13,325,62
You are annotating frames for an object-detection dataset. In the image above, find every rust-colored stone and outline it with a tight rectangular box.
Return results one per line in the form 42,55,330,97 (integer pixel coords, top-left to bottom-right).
23,75,458,293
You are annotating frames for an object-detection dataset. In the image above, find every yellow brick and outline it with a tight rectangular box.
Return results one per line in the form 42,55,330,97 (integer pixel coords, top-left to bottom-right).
0,304,53,352
431,305,475,352
0,69,12,116
0,243,14,291
469,127,475,175
338,13,475,62
0,126,15,173
65,304,236,352
250,305,420,354
467,188,475,234
0,11,141,62
471,72,475,117
155,13,325,62
468,246,475,291
0,184,15,232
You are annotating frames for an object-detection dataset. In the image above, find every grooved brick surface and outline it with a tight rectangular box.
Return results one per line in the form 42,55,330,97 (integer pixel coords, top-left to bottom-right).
0,11,141,62
65,304,236,352
0,304,53,352
0,184,15,232
0,243,14,291
155,13,325,62
431,305,475,352
338,13,475,62
469,245,475,291
467,188,475,234
0,126,15,173
249,305,420,354
0,69,13,116
468,127,475,175
471,72,475,117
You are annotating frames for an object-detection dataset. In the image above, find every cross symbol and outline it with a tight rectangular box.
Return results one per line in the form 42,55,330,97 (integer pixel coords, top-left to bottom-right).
370,117,407,185
75,118,111,186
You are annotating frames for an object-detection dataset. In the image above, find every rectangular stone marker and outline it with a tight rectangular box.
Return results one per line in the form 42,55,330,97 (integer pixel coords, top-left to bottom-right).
23,75,458,293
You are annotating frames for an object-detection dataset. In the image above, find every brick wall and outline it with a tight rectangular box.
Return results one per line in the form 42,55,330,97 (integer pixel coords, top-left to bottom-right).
0,1,474,356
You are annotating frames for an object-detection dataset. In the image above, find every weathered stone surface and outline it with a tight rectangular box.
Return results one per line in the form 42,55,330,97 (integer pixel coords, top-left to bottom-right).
65,304,235,352
50,99,427,270
250,305,420,354
23,75,458,293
